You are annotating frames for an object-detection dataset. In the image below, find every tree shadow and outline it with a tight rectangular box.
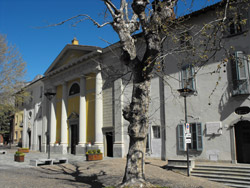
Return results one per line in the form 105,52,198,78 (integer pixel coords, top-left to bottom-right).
37,163,106,188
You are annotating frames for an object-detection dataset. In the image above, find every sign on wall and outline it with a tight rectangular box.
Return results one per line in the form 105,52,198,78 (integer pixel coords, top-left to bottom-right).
206,122,222,135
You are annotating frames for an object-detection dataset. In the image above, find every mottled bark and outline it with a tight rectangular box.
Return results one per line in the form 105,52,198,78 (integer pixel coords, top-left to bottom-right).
102,0,177,187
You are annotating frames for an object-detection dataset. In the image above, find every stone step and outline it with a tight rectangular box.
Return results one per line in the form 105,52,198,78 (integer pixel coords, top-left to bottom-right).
168,159,195,168
192,173,250,182
191,164,250,188
192,170,250,177
195,164,250,170
209,178,250,186
192,167,250,174
225,183,250,188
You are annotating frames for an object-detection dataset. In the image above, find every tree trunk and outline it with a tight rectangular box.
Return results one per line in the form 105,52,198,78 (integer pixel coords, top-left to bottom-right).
121,79,154,187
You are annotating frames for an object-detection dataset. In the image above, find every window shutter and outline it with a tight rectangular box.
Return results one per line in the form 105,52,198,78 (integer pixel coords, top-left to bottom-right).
177,124,186,151
191,66,195,90
196,123,203,151
181,69,187,89
181,65,195,90
235,51,248,80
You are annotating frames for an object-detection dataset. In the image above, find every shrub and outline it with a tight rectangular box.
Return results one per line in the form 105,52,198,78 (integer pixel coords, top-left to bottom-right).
15,151,25,156
86,149,103,155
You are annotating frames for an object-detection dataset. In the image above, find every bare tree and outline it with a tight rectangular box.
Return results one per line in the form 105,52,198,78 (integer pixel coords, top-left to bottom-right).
47,0,250,186
0,34,27,134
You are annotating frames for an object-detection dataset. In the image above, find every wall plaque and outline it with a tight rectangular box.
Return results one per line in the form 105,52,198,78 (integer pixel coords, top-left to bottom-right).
206,122,222,135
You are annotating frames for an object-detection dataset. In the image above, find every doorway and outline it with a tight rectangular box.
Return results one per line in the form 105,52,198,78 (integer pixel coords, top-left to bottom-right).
71,124,78,155
38,136,41,152
106,132,113,157
28,131,31,149
235,121,250,163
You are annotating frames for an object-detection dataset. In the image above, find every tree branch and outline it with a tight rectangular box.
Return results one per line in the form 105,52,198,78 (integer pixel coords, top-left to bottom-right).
40,14,111,28
103,0,120,15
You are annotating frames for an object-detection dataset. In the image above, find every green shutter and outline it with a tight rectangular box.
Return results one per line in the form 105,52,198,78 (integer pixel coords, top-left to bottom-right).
181,65,195,90
177,124,185,151
191,66,195,90
196,123,203,151
235,51,248,80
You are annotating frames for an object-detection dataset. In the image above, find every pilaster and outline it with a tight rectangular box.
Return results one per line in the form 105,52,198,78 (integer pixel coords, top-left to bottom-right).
76,76,87,154
94,66,104,151
113,78,125,157
60,82,68,154
50,87,57,146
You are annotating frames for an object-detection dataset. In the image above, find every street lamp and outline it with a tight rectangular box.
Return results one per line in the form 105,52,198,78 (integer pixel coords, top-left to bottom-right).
44,91,56,159
177,88,194,177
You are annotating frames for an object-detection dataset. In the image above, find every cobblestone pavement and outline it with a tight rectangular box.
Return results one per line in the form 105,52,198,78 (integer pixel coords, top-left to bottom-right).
0,147,229,188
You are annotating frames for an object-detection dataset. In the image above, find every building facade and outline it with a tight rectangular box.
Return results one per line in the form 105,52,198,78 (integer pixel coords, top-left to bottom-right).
20,2,250,164
19,75,44,151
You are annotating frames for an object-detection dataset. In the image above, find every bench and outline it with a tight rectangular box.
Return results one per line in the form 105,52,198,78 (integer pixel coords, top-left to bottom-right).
53,158,68,164
30,158,68,167
30,159,54,167
0,150,7,154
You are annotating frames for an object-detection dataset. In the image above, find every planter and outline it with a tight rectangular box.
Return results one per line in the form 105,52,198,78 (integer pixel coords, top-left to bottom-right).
18,148,29,153
14,155,24,162
86,153,103,161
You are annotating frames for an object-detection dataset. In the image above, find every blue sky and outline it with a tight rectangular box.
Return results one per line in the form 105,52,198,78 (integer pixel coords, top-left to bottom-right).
0,0,221,81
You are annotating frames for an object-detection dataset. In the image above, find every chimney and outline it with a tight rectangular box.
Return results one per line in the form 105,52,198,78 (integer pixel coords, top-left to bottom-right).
71,37,79,45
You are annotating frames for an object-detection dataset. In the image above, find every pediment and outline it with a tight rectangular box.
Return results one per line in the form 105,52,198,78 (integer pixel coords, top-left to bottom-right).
44,44,102,76
68,112,79,120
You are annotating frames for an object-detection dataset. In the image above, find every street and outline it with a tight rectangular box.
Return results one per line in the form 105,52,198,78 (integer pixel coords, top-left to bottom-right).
0,147,229,188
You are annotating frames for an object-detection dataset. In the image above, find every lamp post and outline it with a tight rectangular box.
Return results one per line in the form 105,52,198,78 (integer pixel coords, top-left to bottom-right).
177,88,194,177
44,91,56,159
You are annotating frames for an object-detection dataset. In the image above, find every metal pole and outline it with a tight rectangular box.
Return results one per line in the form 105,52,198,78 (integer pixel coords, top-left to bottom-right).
184,96,190,177
48,124,50,159
48,100,51,159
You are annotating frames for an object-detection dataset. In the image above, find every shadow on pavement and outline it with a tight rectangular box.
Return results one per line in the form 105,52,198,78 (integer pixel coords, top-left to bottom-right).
39,164,106,188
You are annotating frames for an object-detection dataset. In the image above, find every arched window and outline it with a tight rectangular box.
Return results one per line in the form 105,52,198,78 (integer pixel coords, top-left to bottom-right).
69,83,80,96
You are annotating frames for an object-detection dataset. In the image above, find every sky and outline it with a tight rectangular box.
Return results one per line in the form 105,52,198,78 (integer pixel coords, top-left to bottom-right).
0,0,221,81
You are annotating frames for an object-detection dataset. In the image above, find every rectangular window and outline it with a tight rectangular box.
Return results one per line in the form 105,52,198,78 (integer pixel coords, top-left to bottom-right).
146,134,150,153
177,124,186,151
40,86,43,98
177,123,203,151
231,51,250,95
180,65,196,91
152,126,161,139
38,106,42,119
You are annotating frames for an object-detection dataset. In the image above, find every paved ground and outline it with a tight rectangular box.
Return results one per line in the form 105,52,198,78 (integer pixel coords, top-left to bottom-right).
0,147,229,188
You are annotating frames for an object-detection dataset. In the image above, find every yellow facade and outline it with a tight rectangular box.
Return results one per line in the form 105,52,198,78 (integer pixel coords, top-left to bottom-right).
55,74,96,145
14,111,23,145
86,73,96,143
56,85,62,143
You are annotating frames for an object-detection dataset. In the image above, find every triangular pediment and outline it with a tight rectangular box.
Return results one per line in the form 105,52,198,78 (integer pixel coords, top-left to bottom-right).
68,112,79,120
44,44,102,76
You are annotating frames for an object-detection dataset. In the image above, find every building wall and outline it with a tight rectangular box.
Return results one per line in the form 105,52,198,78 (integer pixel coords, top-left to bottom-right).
162,5,250,162
14,111,23,146
56,85,62,143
